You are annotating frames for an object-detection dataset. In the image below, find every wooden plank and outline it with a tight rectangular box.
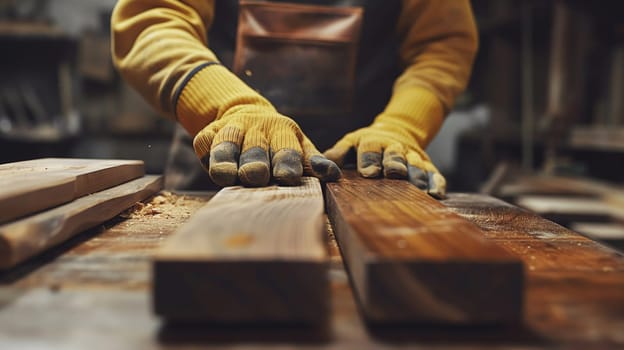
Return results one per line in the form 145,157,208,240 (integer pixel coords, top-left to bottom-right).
2,191,624,348
516,195,623,224
1,192,210,291
0,158,145,224
153,177,328,324
571,222,624,250
500,174,624,198
570,126,624,152
0,175,162,269
325,172,524,324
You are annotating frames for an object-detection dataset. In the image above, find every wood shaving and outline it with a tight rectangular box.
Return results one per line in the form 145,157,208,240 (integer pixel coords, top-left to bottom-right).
120,191,209,220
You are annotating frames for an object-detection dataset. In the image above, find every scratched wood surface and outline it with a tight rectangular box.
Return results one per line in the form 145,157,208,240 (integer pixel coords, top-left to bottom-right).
441,193,624,346
0,158,145,224
0,176,162,269
154,177,328,323
326,173,524,324
0,189,623,349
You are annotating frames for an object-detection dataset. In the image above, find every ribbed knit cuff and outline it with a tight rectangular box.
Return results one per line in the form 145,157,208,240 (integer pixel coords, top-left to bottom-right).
376,87,445,147
175,63,274,136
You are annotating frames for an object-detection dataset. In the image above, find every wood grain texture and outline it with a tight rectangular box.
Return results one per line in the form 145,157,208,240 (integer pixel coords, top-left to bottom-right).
1,191,624,348
442,193,624,347
0,175,162,269
153,177,328,324
0,158,145,224
325,172,524,324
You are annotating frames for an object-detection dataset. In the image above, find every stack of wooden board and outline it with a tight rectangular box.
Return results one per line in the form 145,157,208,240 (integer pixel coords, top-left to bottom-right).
0,158,162,269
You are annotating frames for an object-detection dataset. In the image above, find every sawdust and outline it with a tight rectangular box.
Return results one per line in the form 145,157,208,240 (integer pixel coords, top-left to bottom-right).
121,191,208,220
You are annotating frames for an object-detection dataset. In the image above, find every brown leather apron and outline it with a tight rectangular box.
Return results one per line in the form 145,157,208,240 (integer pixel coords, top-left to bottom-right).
234,1,362,119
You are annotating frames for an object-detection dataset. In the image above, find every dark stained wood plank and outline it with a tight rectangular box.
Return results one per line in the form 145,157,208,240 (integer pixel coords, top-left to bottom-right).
439,193,582,240
442,193,624,273
0,158,145,223
0,175,162,269
442,193,624,346
153,177,328,324
325,172,524,324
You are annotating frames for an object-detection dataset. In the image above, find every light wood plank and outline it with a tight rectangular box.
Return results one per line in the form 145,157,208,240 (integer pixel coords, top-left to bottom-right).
571,222,624,250
0,175,162,269
153,177,328,323
0,158,145,224
325,172,524,324
516,195,624,224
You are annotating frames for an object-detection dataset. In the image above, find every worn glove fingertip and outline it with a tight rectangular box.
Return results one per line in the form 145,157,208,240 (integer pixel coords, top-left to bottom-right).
383,161,408,179
239,147,270,187
427,171,447,199
239,162,270,187
358,152,382,178
209,141,240,187
407,164,428,190
272,149,304,186
310,155,342,182
209,162,238,187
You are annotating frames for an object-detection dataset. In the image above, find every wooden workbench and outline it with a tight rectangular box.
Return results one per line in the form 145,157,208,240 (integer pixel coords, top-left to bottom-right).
0,190,623,349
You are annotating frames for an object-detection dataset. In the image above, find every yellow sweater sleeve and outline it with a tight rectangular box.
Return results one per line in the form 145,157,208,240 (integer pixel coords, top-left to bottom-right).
112,0,477,141
112,0,272,136
378,0,478,147
111,0,215,116
396,0,478,111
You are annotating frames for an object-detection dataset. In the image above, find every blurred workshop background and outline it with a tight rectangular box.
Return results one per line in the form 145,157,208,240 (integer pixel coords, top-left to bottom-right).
1,0,623,248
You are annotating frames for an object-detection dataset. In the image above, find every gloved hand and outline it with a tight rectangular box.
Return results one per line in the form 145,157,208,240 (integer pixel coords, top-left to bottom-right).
192,104,341,187
324,87,446,198
174,64,341,187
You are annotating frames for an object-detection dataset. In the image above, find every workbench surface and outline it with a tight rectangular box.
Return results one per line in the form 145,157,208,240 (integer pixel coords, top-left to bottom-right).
1,191,623,349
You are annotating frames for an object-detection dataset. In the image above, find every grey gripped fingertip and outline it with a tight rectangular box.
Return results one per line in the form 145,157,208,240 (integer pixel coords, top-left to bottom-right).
429,190,446,200
310,155,342,182
359,152,382,168
382,151,407,179
209,162,238,187
358,152,382,178
272,149,303,186
407,165,428,190
427,171,447,200
209,141,240,187
239,147,270,187
240,146,269,165
239,162,270,187
383,161,408,179
211,141,240,162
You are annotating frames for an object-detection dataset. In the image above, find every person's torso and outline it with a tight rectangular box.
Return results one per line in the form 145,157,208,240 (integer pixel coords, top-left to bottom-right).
209,0,403,150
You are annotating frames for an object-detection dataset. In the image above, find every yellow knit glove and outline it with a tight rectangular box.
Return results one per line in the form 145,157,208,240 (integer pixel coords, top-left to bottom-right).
324,87,447,198
178,64,341,187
